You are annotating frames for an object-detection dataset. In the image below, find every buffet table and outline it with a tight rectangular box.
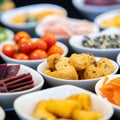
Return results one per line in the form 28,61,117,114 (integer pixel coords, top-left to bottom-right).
0,0,120,120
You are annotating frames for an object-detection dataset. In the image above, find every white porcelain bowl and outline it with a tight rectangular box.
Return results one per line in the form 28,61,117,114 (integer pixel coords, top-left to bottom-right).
0,106,5,120
14,85,114,120
0,63,44,110
94,9,120,29
0,39,68,69
35,17,99,45
69,28,120,60
72,0,120,20
37,57,118,92
95,74,120,118
0,3,67,33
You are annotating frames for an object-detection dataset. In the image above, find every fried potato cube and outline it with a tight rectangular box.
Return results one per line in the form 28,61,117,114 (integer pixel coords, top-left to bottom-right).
46,99,78,118
72,109,102,120
67,93,92,110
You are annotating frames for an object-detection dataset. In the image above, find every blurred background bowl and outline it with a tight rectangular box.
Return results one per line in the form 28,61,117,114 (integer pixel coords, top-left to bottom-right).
37,57,118,92
14,85,114,120
116,53,120,67
69,28,120,60
0,63,44,110
72,0,120,20
0,3,67,35
95,74,120,119
94,9,120,29
0,26,14,44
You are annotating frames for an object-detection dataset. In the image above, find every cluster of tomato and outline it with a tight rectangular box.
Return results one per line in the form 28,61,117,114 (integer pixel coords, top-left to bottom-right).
2,31,64,60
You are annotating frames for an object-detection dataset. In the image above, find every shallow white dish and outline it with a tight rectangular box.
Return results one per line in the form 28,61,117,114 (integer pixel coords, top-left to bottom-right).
0,63,44,110
37,57,118,91
0,3,67,33
94,9,120,29
72,0,120,20
35,17,99,45
116,53,120,67
0,106,5,120
95,74,120,118
14,85,114,120
0,39,68,69
69,28,120,60
0,27,14,44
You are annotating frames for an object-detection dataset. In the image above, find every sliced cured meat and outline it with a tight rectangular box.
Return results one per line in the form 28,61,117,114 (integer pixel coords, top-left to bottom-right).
4,64,20,78
0,64,7,80
0,72,34,93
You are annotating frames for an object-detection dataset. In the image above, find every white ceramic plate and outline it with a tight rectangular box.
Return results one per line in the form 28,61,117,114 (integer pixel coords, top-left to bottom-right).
69,28,120,60
14,85,114,120
37,57,118,92
0,106,5,120
94,9,120,29
0,39,68,69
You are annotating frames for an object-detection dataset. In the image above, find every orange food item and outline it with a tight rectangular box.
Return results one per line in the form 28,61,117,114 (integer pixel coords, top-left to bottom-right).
100,77,120,106
47,45,64,56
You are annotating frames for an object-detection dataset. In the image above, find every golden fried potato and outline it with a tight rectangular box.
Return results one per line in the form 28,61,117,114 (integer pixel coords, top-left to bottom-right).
32,100,57,120
72,109,102,120
46,99,78,118
69,53,96,71
97,58,114,76
47,54,61,69
67,93,92,111
44,69,58,78
83,62,103,79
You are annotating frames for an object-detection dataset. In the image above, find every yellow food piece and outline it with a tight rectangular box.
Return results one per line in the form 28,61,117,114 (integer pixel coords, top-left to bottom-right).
32,109,57,120
97,58,114,76
67,93,92,111
72,109,102,120
69,53,96,71
83,62,103,79
101,14,120,27
32,100,57,120
46,99,78,118
47,54,61,69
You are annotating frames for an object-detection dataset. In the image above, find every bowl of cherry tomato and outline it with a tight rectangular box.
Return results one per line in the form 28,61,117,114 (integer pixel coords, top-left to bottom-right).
0,31,68,69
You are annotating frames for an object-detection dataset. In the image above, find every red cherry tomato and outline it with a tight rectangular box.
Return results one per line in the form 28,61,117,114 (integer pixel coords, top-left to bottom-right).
2,44,16,57
18,40,36,54
29,49,48,60
13,53,29,60
14,31,31,44
42,33,57,49
47,45,64,56
35,39,47,51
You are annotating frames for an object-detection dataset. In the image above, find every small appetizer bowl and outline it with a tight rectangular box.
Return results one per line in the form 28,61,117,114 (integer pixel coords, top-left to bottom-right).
0,3,67,34
69,28,120,60
95,74,120,118
37,57,118,92
0,63,44,110
14,85,114,120
0,38,68,69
